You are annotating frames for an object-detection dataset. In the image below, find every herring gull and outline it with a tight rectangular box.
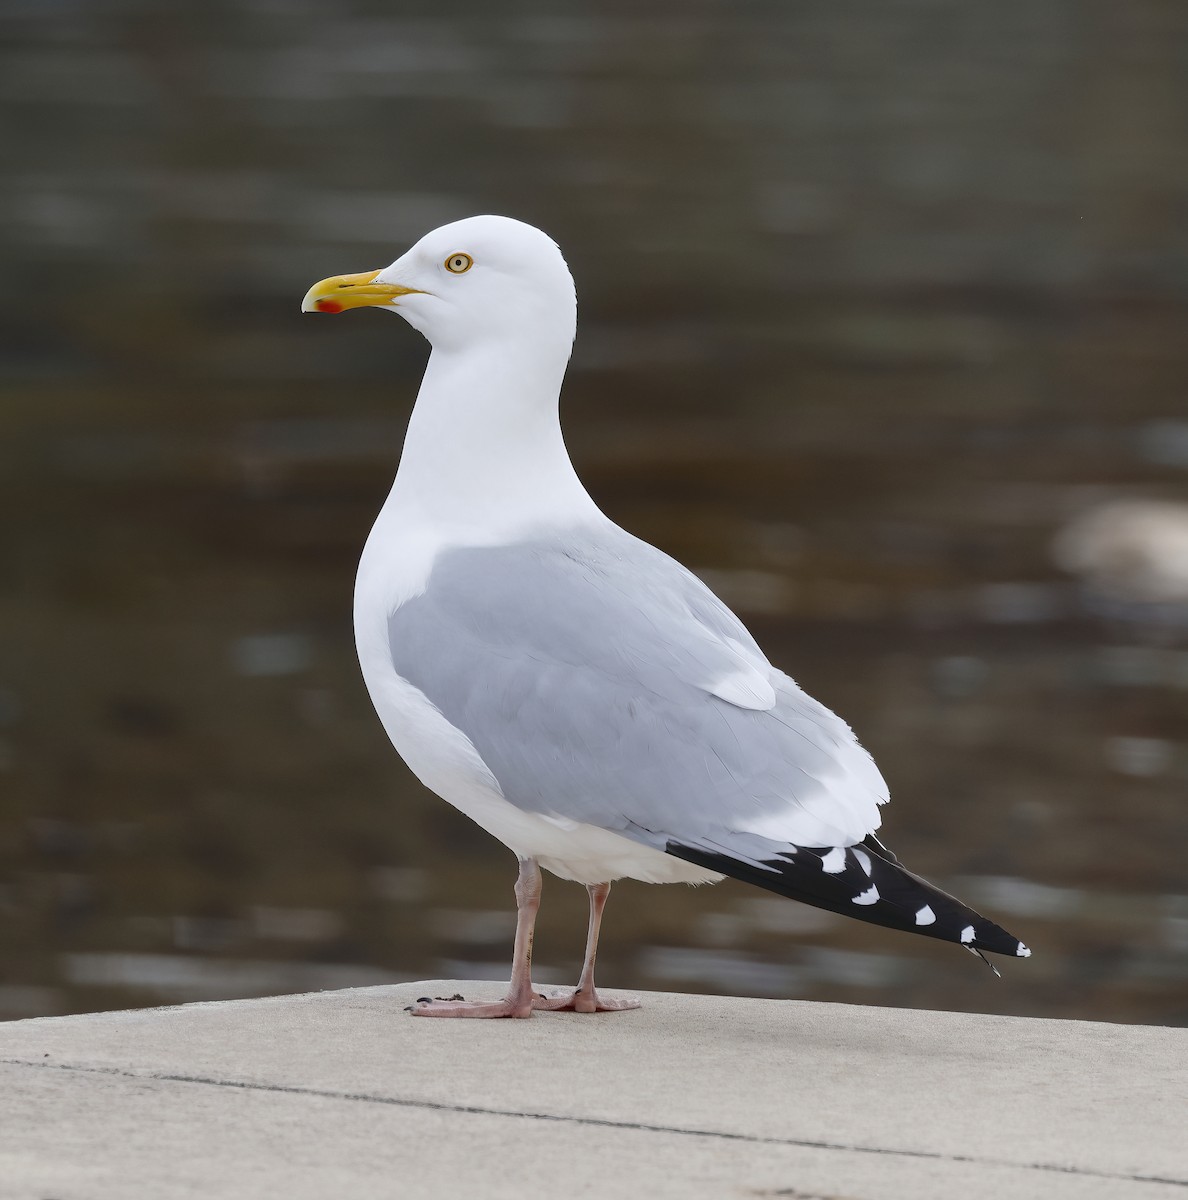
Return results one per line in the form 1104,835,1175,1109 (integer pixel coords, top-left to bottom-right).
302,215,1030,1019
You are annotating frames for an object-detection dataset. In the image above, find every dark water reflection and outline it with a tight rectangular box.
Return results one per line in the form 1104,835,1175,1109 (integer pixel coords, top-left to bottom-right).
2,2,1187,1025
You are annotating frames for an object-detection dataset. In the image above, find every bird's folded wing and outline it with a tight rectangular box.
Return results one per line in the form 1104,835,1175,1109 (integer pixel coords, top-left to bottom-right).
387,530,888,849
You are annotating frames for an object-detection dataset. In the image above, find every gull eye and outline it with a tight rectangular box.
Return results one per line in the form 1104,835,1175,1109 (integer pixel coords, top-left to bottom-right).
444,252,473,274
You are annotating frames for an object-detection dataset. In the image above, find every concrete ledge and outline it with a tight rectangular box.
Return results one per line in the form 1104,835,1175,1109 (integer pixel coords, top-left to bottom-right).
1,982,1185,1199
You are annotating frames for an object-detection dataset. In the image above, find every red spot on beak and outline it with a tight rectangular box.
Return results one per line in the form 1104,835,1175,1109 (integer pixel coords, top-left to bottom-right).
315,299,344,314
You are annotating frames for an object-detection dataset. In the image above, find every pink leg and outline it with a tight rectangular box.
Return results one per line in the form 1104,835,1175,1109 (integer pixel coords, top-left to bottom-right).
410,858,544,1019
534,881,641,1014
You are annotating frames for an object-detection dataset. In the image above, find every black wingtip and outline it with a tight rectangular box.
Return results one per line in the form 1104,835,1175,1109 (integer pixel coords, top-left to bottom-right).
666,837,1030,961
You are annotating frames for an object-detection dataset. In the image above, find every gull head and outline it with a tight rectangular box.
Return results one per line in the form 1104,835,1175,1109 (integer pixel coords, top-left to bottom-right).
301,215,576,353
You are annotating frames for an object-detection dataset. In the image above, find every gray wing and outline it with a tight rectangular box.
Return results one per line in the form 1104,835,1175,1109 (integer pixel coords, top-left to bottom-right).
388,529,888,849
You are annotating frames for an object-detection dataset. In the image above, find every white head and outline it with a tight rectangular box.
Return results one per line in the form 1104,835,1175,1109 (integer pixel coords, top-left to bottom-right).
302,215,577,355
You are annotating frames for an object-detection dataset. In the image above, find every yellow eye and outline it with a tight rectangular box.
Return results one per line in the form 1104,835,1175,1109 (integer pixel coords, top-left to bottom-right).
444,252,473,274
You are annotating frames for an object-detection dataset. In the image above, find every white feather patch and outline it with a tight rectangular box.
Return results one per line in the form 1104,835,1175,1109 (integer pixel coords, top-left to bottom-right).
852,885,879,905
821,847,847,873
706,668,776,710
915,905,936,926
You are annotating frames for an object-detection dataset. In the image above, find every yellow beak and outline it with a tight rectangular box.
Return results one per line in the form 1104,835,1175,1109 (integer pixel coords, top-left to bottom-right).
301,270,424,314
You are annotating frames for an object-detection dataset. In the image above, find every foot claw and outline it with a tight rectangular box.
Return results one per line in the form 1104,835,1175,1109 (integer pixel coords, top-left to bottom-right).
408,994,534,1019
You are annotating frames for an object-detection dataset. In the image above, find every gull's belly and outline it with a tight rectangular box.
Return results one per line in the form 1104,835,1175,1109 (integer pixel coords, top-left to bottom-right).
356,646,719,887
352,520,721,886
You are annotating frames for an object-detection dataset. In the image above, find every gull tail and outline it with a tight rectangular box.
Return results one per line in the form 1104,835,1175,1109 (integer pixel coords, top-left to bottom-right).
665,832,1030,962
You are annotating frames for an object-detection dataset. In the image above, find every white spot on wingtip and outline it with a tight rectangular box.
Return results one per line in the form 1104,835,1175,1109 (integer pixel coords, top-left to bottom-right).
915,904,936,926
852,848,873,876
960,925,975,943
852,885,879,905
1017,943,1031,957
821,847,846,874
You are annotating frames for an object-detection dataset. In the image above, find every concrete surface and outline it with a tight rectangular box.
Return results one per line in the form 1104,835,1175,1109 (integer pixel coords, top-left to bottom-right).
0,981,1185,1200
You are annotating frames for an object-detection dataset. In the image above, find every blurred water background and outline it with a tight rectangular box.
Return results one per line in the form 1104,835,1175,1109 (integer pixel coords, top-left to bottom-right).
2,0,1187,1025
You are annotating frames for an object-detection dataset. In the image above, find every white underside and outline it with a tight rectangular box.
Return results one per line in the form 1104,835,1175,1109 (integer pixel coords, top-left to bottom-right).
357,642,722,886
353,505,879,880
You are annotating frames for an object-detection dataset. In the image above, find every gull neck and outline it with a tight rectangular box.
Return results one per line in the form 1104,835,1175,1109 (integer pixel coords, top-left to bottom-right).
383,337,603,539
